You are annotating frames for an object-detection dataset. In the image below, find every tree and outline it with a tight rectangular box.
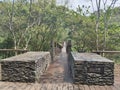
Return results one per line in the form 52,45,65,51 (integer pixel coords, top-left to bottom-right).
102,0,118,51
90,0,101,51
90,0,118,51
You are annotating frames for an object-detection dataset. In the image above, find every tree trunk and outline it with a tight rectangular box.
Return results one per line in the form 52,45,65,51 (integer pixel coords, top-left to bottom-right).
95,21,99,51
95,0,101,51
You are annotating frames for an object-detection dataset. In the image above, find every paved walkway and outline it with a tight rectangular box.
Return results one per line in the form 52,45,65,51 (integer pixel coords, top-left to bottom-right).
40,42,72,83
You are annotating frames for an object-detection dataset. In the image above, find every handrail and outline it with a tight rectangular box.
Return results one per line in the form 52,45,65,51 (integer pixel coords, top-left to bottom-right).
0,49,28,52
0,49,28,59
93,51,120,54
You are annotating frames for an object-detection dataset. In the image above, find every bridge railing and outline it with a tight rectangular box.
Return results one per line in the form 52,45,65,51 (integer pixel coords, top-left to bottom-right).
0,49,28,59
92,51,120,54
93,51,120,63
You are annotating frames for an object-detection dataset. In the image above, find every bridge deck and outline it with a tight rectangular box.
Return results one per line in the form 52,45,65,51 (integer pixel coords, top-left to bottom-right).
0,51,120,90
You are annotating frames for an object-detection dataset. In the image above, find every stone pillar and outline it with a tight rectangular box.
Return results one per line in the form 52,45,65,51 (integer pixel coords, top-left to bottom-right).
66,40,72,54
66,40,72,77
50,40,55,62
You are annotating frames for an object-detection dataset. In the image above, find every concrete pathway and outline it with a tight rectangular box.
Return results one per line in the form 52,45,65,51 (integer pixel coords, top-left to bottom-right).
39,41,72,83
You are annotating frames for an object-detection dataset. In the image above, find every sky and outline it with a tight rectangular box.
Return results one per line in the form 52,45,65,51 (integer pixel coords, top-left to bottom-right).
0,0,120,12
56,0,120,12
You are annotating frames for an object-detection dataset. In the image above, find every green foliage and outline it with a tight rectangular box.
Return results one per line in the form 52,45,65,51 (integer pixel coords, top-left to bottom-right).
0,37,14,49
0,0,120,53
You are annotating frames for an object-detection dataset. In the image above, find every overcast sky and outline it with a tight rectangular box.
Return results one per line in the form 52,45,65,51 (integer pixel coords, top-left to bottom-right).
56,0,120,12
0,0,120,12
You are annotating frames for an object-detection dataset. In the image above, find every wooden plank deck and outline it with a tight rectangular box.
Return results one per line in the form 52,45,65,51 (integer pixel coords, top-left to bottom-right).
0,46,120,90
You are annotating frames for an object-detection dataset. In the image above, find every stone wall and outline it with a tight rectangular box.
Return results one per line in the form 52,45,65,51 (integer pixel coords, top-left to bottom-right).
0,52,51,83
69,52,114,85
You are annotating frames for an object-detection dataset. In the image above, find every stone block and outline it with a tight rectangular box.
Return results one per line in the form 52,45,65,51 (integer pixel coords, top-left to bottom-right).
0,52,51,83
69,52,114,85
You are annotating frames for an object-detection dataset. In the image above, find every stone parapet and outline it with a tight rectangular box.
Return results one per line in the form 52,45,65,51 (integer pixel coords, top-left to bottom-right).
69,52,114,85
0,52,51,83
